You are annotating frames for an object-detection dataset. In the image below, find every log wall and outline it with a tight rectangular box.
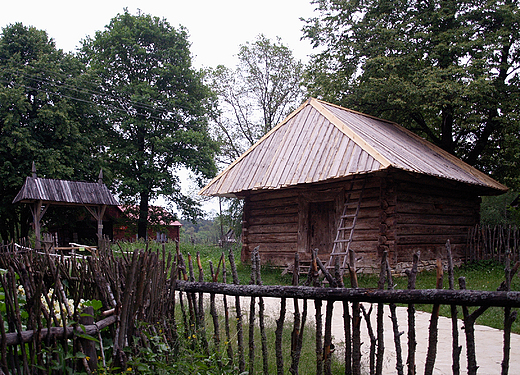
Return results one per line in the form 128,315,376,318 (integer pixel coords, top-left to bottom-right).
393,171,480,267
241,189,300,266
241,171,481,271
241,176,383,268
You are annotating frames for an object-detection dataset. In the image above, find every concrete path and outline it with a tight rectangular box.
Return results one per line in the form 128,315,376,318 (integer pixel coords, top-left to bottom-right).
253,297,520,375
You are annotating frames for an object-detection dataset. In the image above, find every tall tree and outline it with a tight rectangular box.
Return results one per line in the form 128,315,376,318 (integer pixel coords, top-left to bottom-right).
81,10,218,238
207,34,305,164
0,23,106,241
304,0,520,188
205,35,305,237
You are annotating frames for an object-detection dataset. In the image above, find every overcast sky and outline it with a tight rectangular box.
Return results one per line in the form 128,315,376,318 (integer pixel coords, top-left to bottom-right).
1,0,318,217
1,0,317,68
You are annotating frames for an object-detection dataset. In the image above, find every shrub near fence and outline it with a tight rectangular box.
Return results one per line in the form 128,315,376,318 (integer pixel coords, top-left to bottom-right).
0,239,519,374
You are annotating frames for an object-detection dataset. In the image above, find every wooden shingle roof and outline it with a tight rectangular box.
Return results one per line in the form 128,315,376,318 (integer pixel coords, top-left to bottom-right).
13,176,119,206
200,98,507,198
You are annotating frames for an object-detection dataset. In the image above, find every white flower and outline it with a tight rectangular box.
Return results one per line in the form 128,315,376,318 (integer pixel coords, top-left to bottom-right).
17,285,25,296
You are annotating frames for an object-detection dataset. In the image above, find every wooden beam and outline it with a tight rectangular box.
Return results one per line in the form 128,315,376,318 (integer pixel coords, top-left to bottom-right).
84,204,107,245
30,200,49,250
175,281,520,307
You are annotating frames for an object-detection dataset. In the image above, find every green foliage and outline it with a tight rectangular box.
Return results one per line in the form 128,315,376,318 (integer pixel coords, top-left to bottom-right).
303,0,520,185
0,23,107,241
180,218,222,245
206,34,305,165
480,190,520,225
80,9,218,237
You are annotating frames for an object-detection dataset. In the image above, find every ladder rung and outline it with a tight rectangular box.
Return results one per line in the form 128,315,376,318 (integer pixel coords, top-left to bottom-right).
338,226,354,231
342,214,356,219
331,252,348,255
334,239,352,243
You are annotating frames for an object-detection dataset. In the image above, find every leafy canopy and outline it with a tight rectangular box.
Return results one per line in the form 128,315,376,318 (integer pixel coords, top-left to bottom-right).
304,0,520,189
81,10,218,236
206,34,305,164
0,23,107,240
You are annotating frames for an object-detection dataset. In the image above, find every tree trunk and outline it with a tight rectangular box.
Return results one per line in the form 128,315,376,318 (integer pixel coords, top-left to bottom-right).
138,191,149,239
440,105,454,154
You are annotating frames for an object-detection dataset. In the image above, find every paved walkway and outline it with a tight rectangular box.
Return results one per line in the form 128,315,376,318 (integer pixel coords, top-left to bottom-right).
255,297,520,375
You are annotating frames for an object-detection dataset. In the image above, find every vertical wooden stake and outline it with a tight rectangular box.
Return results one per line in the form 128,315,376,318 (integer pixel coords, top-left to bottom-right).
424,255,443,375
361,304,376,375
446,241,462,375
375,251,387,375
315,297,324,375
404,251,419,375
229,247,245,372
386,258,404,375
255,250,269,375
248,248,257,373
221,253,234,361
349,249,361,375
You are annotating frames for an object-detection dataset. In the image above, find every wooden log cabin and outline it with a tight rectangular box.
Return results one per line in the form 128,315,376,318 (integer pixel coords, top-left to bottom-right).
200,98,508,272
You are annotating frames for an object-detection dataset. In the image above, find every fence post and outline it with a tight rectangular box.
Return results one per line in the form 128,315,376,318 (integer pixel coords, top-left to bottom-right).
404,251,420,375
79,306,98,372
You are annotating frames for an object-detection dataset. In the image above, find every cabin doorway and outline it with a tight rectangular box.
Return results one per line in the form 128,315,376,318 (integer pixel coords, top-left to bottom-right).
308,200,335,257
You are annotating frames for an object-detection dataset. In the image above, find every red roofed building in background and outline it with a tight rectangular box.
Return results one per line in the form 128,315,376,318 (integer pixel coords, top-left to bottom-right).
109,205,182,242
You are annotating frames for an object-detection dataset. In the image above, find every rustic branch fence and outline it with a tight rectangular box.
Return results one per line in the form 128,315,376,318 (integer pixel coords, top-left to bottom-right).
467,225,519,263
0,238,518,374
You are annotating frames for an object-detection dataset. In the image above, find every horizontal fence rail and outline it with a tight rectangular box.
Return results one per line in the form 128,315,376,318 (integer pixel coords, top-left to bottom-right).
175,280,520,307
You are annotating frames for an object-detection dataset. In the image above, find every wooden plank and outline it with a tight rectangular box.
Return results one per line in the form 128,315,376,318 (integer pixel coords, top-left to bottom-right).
249,188,299,202
274,109,316,187
297,115,332,185
396,224,473,236
248,214,298,226
397,190,480,207
249,205,299,217
283,113,327,184
396,201,479,216
276,108,321,186
247,223,299,235
285,107,322,186
397,235,468,245
312,99,391,168
248,233,298,243
303,116,336,184
315,126,343,181
237,119,284,192
396,213,477,226
330,139,354,178
347,146,365,175
261,117,306,188
247,195,298,209
248,124,290,190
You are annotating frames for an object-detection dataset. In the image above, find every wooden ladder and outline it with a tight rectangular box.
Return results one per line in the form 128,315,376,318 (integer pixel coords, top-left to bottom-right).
326,175,367,273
